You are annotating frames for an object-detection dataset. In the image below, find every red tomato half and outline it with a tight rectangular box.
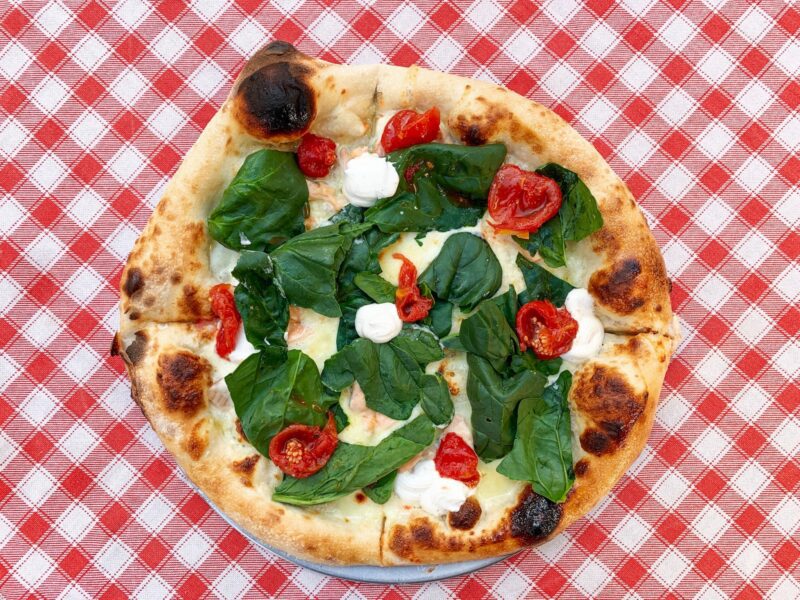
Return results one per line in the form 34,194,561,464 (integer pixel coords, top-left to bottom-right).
393,253,433,322
269,413,338,478
209,284,241,359
434,433,480,487
297,133,337,178
515,300,578,359
381,107,441,154
488,165,563,233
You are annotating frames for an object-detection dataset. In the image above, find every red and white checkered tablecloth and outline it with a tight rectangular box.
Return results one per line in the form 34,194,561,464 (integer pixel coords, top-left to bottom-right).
1,0,798,597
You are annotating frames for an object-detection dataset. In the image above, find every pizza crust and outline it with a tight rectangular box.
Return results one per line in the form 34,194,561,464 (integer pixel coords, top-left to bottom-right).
117,41,677,565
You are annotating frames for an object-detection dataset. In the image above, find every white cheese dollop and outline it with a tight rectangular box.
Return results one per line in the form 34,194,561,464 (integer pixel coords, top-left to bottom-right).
355,302,403,343
561,288,604,363
227,324,257,363
394,460,472,517
343,153,399,207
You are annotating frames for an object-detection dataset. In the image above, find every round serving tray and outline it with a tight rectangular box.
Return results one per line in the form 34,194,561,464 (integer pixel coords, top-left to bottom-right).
185,474,509,583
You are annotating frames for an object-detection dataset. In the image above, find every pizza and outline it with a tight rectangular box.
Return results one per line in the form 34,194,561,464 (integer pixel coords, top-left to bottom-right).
113,41,679,565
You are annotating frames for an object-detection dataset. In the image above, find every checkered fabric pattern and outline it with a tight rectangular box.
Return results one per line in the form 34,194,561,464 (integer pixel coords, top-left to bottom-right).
1,0,797,597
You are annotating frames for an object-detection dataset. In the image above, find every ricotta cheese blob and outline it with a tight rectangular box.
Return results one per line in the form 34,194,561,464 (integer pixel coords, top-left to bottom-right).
561,288,604,363
394,459,472,516
355,302,403,343
343,153,399,207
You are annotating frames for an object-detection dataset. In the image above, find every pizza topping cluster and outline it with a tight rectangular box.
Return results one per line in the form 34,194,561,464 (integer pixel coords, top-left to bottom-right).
205,106,606,516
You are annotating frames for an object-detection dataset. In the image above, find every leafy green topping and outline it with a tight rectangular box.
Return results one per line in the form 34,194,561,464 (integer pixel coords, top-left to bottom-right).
232,251,289,349
208,150,308,251
226,349,337,457
419,373,454,426
354,272,396,304
459,300,517,372
498,372,575,502
365,144,507,233
272,416,435,506
516,255,575,306
515,163,603,268
418,232,502,311
362,471,397,504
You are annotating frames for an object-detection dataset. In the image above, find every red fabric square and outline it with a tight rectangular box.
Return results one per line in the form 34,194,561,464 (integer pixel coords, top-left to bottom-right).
77,1,106,28
699,315,728,345
105,422,134,453
736,584,763,600
100,502,130,533
587,0,614,16
537,567,567,596
735,504,764,535
154,68,184,98
219,529,248,560
665,359,691,389
469,37,499,64
143,458,172,488
0,320,16,349
112,189,141,217
257,565,286,596
740,197,769,225
20,512,49,543
624,97,652,125
116,34,146,62
577,523,606,552
662,131,691,159
698,392,727,422
196,26,225,56
741,122,769,152
28,353,58,384
587,64,615,92
658,435,688,464
112,110,143,140
458,578,489,598
696,548,725,578
737,349,767,378
663,56,692,84
0,84,26,115
181,494,210,523
702,89,730,117
100,584,128,600
741,48,769,76
0,163,24,192
778,7,800,34
191,102,216,129
508,70,536,95
71,232,102,262
509,0,538,24
778,306,800,337
28,275,60,305
702,15,729,42
547,31,575,58
31,197,61,227
61,467,93,498
775,460,800,492
60,548,89,578
272,19,303,44
777,384,800,413
353,11,380,40
736,426,766,456
37,42,67,70
140,538,169,569
73,154,103,184
2,8,28,36
152,145,181,175
393,43,421,67
68,310,99,339
657,514,686,543
625,22,653,51
774,540,800,570
24,432,54,462
700,164,729,192
696,469,726,500
781,80,800,109
661,205,691,234
738,273,768,303
618,557,647,587
35,118,65,147
156,0,186,21
618,479,647,509
178,574,208,600
779,156,800,185
76,76,106,106
698,239,728,268
431,3,460,32
64,389,95,417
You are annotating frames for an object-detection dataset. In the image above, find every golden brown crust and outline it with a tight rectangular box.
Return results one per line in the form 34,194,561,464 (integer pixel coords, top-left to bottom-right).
117,42,677,566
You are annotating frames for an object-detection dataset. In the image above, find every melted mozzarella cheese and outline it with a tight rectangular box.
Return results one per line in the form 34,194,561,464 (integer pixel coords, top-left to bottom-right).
561,288,604,363
394,459,472,516
339,383,423,446
342,153,399,207
286,307,339,370
355,302,403,343
209,242,240,283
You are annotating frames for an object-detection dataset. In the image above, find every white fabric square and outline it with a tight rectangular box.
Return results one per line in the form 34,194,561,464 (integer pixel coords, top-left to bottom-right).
26,231,65,271
652,470,690,508
98,457,138,497
60,422,99,463
543,0,580,25
619,56,657,93
175,528,214,568
579,97,617,134
542,63,579,99
775,39,800,77
581,22,618,59
696,121,734,160
697,47,735,83
733,230,772,269
0,514,14,549
692,503,729,544
387,4,425,38
731,460,770,500
733,384,770,421
35,1,73,37
612,514,651,553
229,20,268,56
735,306,771,346
772,418,800,458
294,567,328,596
68,109,108,150
72,33,111,72
108,145,146,184
14,548,56,589
770,495,800,536
96,539,134,579
0,432,17,471
19,388,58,427
111,0,151,29
692,425,731,465
731,540,768,580
426,35,463,71
110,68,148,106
658,88,696,126
662,238,693,278
0,41,34,81
656,163,694,201
151,26,190,65
189,61,228,97
695,197,733,235
32,75,72,114
505,30,540,63
735,5,773,44
56,502,96,544
775,264,800,303
192,0,228,22
29,153,68,193
0,117,29,158
351,43,385,66
106,222,139,260
696,349,732,387
620,0,656,16
213,565,253,600
65,265,105,304
0,196,26,237
0,276,24,316
67,187,106,227
619,130,655,168
774,340,800,379
101,379,135,419
17,466,57,508
652,549,691,588
134,575,172,600
465,0,504,32
309,11,348,47
659,13,695,51
492,569,531,600
135,493,174,533
695,273,733,311
735,81,773,118
735,156,773,194
656,392,692,430
775,114,800,152
24,309,62,347
0,352,21,392
770,576,800,600
572,557,611,597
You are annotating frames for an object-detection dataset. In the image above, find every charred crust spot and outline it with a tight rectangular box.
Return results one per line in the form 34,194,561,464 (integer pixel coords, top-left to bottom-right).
235,419,247,442
461,123,487,146
157,351,210,416
410,522,435,548
589,258,646,314
128,311,140,321
573,365,646,456
125,331,148,365
180,285,204,318
184,419,209,460
144,295,155,307
124,268,144,298
236,61,315,139
232,454,260,486
448,497,482,530
574,459,589,477
354,492,367,504
170,272,182,284
263,40,297,56
510,486,562,542
110,333,122,357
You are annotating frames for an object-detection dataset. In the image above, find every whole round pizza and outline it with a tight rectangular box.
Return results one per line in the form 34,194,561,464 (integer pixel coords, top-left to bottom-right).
114,41,679,565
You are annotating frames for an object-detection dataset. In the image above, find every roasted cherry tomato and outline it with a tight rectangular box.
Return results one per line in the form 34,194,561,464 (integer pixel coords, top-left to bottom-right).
515,300,578,359
488,165,563,233
297,133,337,178
269,413,338,478
393,253,433,322
381,107,440,154
434,433,480,487
209,284,241,359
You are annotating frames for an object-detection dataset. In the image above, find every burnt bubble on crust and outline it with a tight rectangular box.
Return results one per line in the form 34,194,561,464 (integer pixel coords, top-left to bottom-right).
156,351,210,416
510,486,562,542
573,365,647,456
448,497,482,530
589,257,646,315
235,59,316,139
124,332,149,366
123,267,144,298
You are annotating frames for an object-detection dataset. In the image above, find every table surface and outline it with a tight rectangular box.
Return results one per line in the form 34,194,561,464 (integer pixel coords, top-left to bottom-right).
1,1,798,598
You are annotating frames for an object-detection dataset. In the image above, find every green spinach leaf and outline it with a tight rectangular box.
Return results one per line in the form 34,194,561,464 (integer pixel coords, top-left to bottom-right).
418,232,502,311
466,354,545,460
427,300,453,337
510,352,563,377
515,163,603,267
459,301,517,372
208,150,308,251
420,373,453,426
271,223,369,317
362,471,397,504
354,272,396,304
272,416,435,505
516,255,575,306
365,144,507,233
390,327,444,365
226,349,336,457
232,251,289,349
497,372,574,503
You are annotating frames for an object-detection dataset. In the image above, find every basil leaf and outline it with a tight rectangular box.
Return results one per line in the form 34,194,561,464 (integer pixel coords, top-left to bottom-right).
420,373,454,426
208,150,308,251
516,255,575,306
459,301,517,373
271,223,369,318
226,349,334,456
466,354,545,460
498,372,574,503
232,251,289,349
516,163,603,268
272,416,435,506
354,272,396,304
427,300,453,338
365,143,507,234
362,471,397,504
419,232,502,311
